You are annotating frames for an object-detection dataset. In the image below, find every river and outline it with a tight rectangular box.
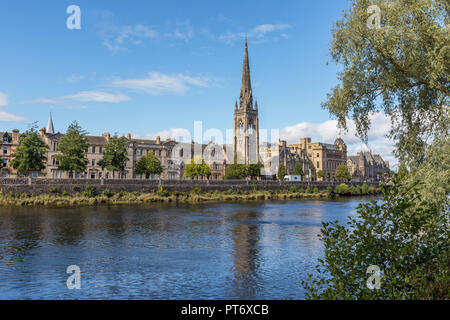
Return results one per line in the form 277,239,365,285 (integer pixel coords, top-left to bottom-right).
0,197,376,299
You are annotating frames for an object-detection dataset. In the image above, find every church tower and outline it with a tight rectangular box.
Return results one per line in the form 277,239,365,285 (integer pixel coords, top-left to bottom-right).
234,39,259,164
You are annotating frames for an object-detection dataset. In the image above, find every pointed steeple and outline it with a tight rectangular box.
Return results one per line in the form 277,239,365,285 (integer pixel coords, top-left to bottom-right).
239,38,253,110
46,112,54,134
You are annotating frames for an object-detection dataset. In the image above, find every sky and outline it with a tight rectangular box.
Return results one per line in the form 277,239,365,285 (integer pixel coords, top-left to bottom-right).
0,0,397,167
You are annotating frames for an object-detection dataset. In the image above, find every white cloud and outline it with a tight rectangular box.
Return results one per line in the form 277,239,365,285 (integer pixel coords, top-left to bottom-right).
0,92,8,107
63,91,130,103
166,21,194,41
65,105,89,110
219,23,292,45
103,24,159,53
66,74,85,83
112,72,210,95
0,92,26,121
0,110,26,121
100,21,194,53
23,90,130,106
280,112,398,167
21,97,62,104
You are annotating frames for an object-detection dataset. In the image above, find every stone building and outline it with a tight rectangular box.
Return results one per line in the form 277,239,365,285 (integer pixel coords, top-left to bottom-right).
0,130,20,178
234,39,259,165
288,137,347,181
347,151,390,182
40,119,183,180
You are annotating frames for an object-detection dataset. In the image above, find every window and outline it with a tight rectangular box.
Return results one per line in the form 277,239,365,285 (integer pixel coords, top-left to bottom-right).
239,122,244,134
2,160,7,168
90,172,96,179
92,159,95,166
92,146,96,153
316,153,319,158
99,147,103,154
308,146,311,149
317,161,320,168
248,122,254,135
1,173,6,178
159,150,161,157
3,147,7,155
85,147,89,153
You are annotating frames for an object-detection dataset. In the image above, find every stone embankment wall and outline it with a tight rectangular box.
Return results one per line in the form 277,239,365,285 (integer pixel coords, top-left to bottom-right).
0,178,379,195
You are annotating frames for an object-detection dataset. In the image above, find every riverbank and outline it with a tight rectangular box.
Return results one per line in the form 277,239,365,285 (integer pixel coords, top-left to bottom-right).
0,184,381,207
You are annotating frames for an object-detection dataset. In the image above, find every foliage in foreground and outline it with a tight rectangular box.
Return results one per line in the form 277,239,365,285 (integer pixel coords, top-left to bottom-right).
302,176,449,299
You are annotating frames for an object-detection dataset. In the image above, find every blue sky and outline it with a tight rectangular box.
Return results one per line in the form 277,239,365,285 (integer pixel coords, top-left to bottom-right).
0,0,397,166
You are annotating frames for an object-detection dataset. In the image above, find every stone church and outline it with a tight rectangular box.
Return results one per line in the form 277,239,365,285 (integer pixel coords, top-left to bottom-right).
234,39,260,165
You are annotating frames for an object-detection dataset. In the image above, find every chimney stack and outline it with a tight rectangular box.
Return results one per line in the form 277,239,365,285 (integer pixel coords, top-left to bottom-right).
127,133,131,140
12,129,19,143
102,132,111,141
156,136,161,144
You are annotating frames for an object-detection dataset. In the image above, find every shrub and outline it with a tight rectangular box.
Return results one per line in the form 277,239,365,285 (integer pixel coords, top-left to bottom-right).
49,187,58,194
101,189,114,198
289,186,297,193
191,186,202,195
72,186,81,192
81,185,96,197
298,187,305,193
335,183,349,195
361,183,369,194
157,186,170,197
62,191,68,196
313,187,319,194
305,186,312,194
302,176,450,299
326,185,333,194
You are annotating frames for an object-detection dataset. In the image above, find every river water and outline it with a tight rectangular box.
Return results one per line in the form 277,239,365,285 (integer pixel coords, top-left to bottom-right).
0,197,375,300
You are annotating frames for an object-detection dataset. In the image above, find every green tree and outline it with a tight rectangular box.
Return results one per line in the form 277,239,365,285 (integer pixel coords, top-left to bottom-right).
55,121,89,177
134,152,163,179
303,177,450,299
225,164,247,179
322,0,449,167
98,135,129,178
293,163,304,176
397,162,409,180
334,163,351,181
247,162,263,179
11,124,49,176
278,164,287,180
317,170,325,180
184,157,211,180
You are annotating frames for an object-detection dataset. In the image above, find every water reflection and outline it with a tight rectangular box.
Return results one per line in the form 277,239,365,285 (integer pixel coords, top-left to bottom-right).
0,197,375,299
228,209,261,298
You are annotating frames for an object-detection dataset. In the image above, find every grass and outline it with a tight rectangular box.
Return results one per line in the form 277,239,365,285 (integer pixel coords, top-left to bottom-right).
0,184,381,207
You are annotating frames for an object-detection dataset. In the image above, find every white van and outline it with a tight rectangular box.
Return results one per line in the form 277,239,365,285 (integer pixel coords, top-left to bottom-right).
284,175,302,181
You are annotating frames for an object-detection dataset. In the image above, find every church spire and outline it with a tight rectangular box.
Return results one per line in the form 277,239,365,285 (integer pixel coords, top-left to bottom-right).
239,38,253,110
46,112,54,134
